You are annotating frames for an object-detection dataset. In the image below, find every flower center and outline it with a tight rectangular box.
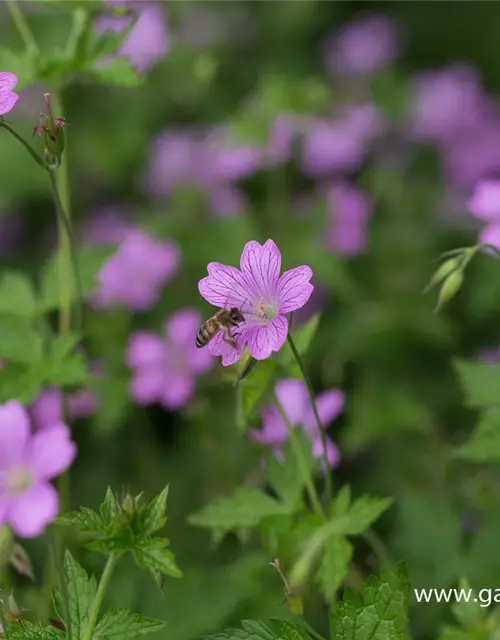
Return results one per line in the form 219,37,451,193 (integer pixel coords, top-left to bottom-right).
4,466,33,496
253,298,278,323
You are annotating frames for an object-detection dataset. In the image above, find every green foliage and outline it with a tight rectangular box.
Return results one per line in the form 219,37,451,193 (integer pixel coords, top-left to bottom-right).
453,359,500,408
57,486,182,584
94,609,165,639
7,622,63,639
204,618,313,640
455,409,500,461
331,563,410,640
0,271,37,317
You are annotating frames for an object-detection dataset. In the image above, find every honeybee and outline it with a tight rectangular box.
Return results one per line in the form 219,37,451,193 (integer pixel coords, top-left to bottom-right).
195,307,245,349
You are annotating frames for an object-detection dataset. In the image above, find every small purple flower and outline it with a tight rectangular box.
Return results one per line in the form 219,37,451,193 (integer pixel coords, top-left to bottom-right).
467,180,500,222
126,308,214,410
146,130,198,198
31,387,98,431
206,184,249,218
198,239,314,364
265,115,297,167
0,72,19,116
251,379,343,467
479,223,500,250
325,181,372,256
95,3,169,73
81,206,130,246
323,14,400,77
0,401,76,538
93,228,180,311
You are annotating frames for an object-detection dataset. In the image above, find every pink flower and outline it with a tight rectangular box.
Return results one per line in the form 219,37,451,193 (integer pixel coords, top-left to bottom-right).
250,379,343,467
126,309,214,410
0,401,76,538
0,72,19,116
323,14,400,77
198,239,314,364
31,387,98,430
81,206,130,246
325,182,372,256
479,223,500,250
467,180,500,222
93,228,180,311
147,130,198,198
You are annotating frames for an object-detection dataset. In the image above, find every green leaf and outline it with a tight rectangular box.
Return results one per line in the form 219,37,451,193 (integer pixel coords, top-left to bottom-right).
345,496,393,535
132,538,182,582
455,409,500,461
137,485,169,537
44,334,90,387
38,245,115,314
7,621,63,639
0,272,36,317
204,618,313,640
87,58,144,87
450,578,487,629
56,507,103,534
100,487,120,523
94,608,165,639
0,49,36,89
266,437,312,511
187,488,291,533
0,364,45,404
453,359,500,408
331,563,411,640
236,359,276,431
0,316,43,364
279,315,321,376
56,550,96,639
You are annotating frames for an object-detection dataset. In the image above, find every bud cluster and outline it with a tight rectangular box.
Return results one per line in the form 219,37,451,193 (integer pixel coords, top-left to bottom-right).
33,93,66,169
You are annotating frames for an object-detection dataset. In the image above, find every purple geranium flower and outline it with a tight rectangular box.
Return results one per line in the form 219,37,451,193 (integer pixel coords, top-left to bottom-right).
147,130,198,198
467,180,500,222
198,239,314,364
126,308,214,410
31,387,98,431
0,401,76,538
0,72,18,116
93,228,180,311
251,379,343,468
325,181,372,256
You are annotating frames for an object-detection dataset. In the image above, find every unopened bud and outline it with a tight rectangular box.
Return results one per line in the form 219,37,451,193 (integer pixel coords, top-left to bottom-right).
35,93,66,165
435,270,463,312
0,525,13,571
425,257,461,293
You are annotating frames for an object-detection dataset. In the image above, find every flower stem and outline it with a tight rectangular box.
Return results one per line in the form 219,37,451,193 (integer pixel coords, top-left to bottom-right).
273,396,325,520
5,0,39,54
82,555,118,640
363,528,392,568
0,122,46,169
286,334,333,507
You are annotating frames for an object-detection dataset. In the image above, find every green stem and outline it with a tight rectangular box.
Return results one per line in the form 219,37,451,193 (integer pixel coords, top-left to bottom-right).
287,334,333,506
273,396,325,520
0,122,46,169
363,528,392,568
300,616,327,640
83,555,118,640
5,0,39,54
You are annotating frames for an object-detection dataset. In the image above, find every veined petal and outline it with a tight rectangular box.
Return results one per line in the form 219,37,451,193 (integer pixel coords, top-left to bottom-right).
247,315,288,360
277,266,314,313
0,401,30,467
239,239,281,300
198,263,251,308
0,72,18,92
8,482,59,538
207,329,246,366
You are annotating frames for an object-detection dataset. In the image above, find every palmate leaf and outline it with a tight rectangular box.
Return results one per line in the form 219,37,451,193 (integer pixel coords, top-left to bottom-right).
331,563,411,640
7,621,63,639
0,271,36,317
94,608,165,639
204,618,313,640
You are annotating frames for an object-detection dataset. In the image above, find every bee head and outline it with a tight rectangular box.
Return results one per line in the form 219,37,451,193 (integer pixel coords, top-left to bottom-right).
229,307,245,324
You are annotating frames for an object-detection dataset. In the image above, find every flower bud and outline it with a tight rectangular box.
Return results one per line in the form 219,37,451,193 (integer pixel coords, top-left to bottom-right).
435,270,464,312
33,93,66,166
424,257,461,293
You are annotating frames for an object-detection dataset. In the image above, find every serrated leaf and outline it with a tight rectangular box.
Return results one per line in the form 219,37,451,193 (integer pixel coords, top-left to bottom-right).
453,359,500,408
455,409,500,461
56,550,96,639
56,507,103,534
331,563,410,640
101,487,120,523
138,485,169,536
0,364,45,404
8,620,63,639
316,536,353,603
0,316,43,364
38,245,115,314
187,488,291,532
451,578,486,628
94,608,165,639
132,538,182,581
205,619,312,640
87,58,144,87
0,272,36,317
345,496,393,535
44,334,90,387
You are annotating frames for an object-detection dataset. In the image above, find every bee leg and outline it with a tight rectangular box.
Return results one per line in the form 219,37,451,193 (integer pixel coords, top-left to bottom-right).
222,328,237,350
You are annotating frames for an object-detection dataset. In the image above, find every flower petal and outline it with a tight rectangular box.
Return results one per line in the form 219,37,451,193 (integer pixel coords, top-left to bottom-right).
29,424,76,481
165,308,202,347
303,389,345,436
126,332,165,369
161,374,194,410
31,389,63,431
277,266,314,314
311,436,341,469
207,329,246,366
0,72,18,92
239,239,281,300
247,315,288,360
0,401,30,467
130,369,165,405
275,379,308,426
198,263,251,308
8,482,59,538
251,406,288,447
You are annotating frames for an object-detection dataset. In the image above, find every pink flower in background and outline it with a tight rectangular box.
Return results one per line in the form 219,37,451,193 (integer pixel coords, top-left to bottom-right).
265,115,297,167
0,401,76,538
0,72,19,115
95,3,169,73
82,206,130,246
251,379,343,468
479,223,500,250
93,228,180,311
126,309,214,410
31,387,98,431
147,130,198,198
206,184,249,218
198,239,314,364
410,65,490,144
467,180,500,222
323,14,400,77
325,182,372,256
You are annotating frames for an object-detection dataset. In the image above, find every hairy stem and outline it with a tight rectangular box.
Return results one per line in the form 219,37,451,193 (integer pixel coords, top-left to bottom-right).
83,555,118,640
5,0,39,54
286,334,333,506
273,396,325,520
